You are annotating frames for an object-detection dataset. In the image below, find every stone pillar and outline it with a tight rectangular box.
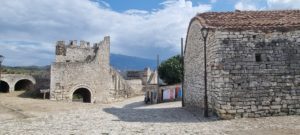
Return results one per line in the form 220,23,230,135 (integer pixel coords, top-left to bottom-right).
70,40,77,47
80,40,86,48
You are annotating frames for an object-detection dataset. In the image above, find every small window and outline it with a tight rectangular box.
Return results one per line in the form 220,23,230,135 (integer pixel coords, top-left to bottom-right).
66,60,70,62
222,38,229,44
253,35,257,39
266,64,270,69
266,56,270,62
255,54,262,62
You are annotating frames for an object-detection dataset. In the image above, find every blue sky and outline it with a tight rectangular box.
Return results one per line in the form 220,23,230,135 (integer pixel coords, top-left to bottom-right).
101,0,214,11
0,0,299,66
97,0,267,12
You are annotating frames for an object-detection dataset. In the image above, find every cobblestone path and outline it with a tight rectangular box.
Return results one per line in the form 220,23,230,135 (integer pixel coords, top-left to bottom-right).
0,96,299,135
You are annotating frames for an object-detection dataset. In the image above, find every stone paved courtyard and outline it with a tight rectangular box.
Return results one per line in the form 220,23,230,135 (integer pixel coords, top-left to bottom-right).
0,92,299,135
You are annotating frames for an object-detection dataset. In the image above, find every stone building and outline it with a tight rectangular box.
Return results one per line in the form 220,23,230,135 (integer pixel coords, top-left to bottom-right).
122,68,157,95
184,10,300,119
123,67,158,85
50,36,136,103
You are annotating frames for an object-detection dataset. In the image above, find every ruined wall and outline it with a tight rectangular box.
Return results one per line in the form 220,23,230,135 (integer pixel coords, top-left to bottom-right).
142,68,153,85
124,68,153,85
50,36,135,103
55,40,95,63
0,74,36,92
126,79,144,95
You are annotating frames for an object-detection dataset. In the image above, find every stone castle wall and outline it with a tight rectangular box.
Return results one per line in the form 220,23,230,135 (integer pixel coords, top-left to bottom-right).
0,74,36,93
126,79,144,95
184,20,300,119
50,36,136,103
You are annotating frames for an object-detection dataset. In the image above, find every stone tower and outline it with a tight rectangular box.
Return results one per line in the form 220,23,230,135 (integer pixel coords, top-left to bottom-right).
50,36,134,103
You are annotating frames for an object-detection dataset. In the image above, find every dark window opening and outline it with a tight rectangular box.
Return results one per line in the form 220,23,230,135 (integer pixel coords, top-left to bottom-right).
72,88,91,103
15,79,34,91
255,54,262,62
266,57,270,62
266,64,269,69
0,81,10,93
86,55,92,61
253,35,257,39
222,38,229,44
66,60,70,62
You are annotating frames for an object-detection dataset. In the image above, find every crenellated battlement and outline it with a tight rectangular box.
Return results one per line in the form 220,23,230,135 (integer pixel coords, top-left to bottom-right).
55,36,110,63
56,36,110,51
56,40,91,50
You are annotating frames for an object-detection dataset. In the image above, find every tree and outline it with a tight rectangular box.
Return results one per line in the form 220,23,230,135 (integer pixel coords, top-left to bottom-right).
158,55,183,85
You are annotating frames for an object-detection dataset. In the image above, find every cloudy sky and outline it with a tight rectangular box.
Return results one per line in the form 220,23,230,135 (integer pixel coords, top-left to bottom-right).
0,0,299,66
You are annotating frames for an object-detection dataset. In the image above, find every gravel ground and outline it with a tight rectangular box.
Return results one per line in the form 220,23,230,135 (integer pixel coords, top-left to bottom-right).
0,93,299,135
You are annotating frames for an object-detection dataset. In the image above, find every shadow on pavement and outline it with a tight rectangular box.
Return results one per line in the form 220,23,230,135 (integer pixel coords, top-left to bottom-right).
103,101,218,123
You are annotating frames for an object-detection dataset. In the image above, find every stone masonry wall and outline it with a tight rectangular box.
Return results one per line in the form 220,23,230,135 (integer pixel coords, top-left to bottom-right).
126,79,144,95
184,20,219,110
185,20,300,119
212,30,300,119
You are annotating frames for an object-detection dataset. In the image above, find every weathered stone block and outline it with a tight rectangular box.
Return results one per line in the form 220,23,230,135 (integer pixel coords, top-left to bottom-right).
262,101,271,106
251,105,258,112
227,110,237,114
237,109,244,113
271,105,282,109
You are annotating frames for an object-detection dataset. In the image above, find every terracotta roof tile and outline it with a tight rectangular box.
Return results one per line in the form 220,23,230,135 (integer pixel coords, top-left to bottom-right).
194,10,300,31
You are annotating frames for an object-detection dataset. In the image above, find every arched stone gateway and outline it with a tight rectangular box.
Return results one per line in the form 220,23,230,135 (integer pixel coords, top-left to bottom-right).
14,79,34,91
0,81,9,93
72,88,92,103
0,74,36,93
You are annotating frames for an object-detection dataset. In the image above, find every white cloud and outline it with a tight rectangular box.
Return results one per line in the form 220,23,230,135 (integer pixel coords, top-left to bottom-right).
235,1,257,10
234,0,265,11
99,0,110,8
235,0,300,11
124,9,149,15
267,0,300,9
0,0,211,66
210,0,217,4
0,41,53,66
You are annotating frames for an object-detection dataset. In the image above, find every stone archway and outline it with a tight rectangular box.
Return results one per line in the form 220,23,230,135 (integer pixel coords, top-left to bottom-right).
0,81,9,93
14,79,34,91
72,88,92,103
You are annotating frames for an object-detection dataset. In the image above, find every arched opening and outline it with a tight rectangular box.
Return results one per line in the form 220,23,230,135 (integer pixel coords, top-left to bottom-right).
72,88,91,103
14,79,34,91
0,81,10,93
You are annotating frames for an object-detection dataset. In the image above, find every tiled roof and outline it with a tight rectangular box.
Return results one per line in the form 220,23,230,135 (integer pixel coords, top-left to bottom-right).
194,10,300,30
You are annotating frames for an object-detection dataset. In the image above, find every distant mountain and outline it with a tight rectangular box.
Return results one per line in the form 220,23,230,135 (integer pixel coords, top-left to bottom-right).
3,65,50,70
110,54,156,71
2,54,156,71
